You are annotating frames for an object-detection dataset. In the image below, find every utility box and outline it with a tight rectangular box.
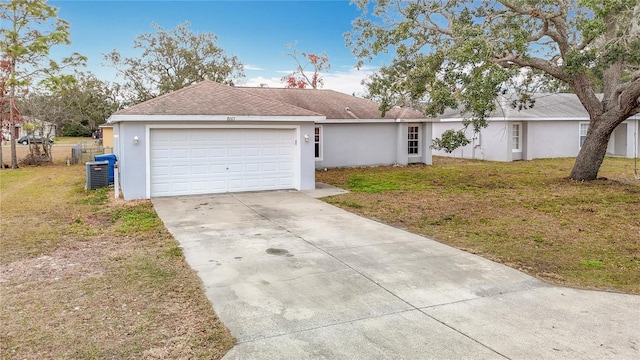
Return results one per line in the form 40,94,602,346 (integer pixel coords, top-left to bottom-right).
94,153,117,183
86,161,109,190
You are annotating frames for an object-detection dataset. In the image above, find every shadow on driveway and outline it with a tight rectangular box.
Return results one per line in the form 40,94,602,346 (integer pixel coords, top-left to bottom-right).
153,190,640,360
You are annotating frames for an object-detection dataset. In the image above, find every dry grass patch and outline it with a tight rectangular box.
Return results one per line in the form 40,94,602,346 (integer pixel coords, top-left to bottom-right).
0,165,234,359
317,157,640,294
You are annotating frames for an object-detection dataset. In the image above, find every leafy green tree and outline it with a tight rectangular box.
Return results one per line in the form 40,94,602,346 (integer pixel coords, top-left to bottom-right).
105,21,245,105
347,0,640,180
20,72,119,139
58,72,120,136
0,0,85,168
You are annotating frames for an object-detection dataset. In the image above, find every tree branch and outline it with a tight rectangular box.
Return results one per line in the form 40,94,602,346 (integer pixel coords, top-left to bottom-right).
493,53,569,83
617,76,640,116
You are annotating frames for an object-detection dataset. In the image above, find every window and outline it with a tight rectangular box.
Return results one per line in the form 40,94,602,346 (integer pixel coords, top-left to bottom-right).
579,123,589,148
314,126,322,159
512,123,522,152
408,125,420,155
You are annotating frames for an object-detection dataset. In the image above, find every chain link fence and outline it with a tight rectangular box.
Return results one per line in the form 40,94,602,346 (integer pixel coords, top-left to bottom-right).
71,142,113,165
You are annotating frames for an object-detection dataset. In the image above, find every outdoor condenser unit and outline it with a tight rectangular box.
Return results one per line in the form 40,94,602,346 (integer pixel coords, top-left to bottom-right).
86,161,109,190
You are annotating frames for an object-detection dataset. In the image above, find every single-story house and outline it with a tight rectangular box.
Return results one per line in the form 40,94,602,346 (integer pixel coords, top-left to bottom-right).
108,80,431,200
14,118,56,139
432,93,640,162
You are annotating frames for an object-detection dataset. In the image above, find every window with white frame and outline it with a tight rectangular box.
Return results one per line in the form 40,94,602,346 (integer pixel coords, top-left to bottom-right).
314,126,322,159
579,123,589,148
512,123,522,152
408,124,420,155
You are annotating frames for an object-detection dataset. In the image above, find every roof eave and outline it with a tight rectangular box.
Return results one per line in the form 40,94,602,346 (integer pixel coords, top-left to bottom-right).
108,114,325,123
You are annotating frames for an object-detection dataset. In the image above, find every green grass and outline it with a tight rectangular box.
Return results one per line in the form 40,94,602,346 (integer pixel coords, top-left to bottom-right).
111,203,164,235
53,136,94,145
0,165,234,359
317,156,640,294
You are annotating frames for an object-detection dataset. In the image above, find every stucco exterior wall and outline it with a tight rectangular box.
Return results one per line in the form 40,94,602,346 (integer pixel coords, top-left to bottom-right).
432,121,511,161
526,121,581,159
316,123,398,168
627,120,640,159
114,120,315,200
113,122,147,200
434,118,640,162
315,122,432,169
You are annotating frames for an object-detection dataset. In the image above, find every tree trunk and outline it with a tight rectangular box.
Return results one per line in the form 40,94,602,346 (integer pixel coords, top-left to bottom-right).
9,64,18,169
569,115,617,180
10,119,18,169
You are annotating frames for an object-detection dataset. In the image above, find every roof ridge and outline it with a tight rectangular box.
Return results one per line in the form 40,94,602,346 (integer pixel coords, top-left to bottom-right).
234,86,324,117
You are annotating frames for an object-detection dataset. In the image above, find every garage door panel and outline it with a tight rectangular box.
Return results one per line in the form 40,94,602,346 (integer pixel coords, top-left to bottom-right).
191,148,208,158
210,164,226,173
171,165,189,176
191,180,208,191
150,128,296,197
191,165,209,175
210,148,226,157
171,149,189,158
278,161,293,171
245,147,261,157
171,131,190,142
244,162,261,172
152,148,170,159
228,148,245,157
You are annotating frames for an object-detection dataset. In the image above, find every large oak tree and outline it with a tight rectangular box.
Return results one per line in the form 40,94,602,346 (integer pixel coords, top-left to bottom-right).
105,22,244,106
347,0,640,180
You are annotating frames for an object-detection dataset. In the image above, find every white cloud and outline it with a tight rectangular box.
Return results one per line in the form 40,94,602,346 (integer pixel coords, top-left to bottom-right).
242,66,377,96
243,64,264,71
242,76,283,88
322,66,376,96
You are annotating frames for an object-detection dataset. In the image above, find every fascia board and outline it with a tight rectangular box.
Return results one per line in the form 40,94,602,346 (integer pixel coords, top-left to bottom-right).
108,114,325,123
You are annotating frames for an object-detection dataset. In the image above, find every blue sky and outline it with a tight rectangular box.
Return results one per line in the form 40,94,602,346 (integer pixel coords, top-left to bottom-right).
48,0,387,95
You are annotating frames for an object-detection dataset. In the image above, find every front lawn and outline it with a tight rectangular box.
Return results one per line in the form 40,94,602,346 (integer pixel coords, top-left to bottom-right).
317,156,640,294
0,165,234,359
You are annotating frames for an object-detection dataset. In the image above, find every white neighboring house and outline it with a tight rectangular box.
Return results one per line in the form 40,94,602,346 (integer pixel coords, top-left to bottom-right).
11,117,56,140
108,81,432,200
432,93,640,162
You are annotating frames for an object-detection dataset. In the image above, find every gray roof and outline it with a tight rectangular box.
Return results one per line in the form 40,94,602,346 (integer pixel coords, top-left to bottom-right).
113,80,426,120
441,93,592,120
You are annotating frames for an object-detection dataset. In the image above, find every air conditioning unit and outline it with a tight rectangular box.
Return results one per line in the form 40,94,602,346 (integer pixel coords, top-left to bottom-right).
86,161,109,190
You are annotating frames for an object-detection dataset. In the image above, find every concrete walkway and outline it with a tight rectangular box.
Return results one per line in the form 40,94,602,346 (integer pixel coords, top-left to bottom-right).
152,190,640,359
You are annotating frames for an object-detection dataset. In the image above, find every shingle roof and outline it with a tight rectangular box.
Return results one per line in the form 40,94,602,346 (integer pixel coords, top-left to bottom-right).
243,87,426,119
113,80,322,117
441,93,593,120
113,80,426,120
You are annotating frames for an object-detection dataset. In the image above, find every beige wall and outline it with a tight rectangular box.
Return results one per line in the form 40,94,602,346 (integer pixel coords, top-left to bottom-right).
101,126,114,149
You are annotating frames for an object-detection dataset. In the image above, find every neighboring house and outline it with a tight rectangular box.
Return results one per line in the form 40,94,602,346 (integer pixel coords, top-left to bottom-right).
432,93,640,162
107,80,431,200
15,118,56,139
98,124,114,149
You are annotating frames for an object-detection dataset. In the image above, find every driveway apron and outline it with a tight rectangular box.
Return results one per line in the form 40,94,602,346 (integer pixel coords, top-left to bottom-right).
152,191,640,359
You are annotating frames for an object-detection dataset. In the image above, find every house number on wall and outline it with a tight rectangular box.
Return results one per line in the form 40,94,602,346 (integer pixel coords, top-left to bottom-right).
226,116,236,121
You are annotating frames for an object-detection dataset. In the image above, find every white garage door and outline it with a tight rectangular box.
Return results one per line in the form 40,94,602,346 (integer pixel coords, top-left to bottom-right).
150,128,296,197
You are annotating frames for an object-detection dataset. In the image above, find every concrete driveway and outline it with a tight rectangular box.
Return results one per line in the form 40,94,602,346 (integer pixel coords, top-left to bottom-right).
152,189,640,359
